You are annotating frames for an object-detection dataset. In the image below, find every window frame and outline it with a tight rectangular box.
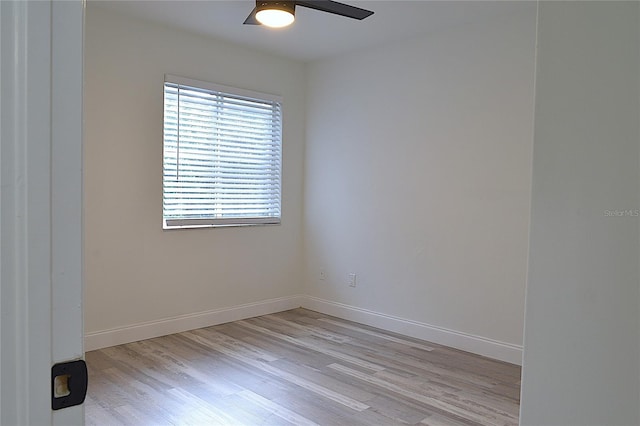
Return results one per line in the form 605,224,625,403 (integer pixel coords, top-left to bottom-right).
162,74,283,230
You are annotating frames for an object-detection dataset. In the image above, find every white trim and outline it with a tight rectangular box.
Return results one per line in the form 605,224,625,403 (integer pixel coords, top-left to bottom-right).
300,296,523,366
85,294,522,365
50,2,85,424
51,0,84,363
84,296,303,351
1,2,86,424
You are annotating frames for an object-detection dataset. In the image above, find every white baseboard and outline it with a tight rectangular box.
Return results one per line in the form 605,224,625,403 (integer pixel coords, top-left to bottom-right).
84,295,303,351
85,294,522,365
300,296,523,365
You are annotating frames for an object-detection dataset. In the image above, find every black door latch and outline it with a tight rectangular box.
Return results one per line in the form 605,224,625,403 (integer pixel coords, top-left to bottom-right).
51,359,88,410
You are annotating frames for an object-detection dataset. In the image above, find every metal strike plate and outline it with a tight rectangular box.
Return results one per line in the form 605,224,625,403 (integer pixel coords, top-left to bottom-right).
51,359,88,410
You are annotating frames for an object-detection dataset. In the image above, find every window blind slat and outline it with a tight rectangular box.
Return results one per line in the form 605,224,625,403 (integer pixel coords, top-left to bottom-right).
163,77,282,228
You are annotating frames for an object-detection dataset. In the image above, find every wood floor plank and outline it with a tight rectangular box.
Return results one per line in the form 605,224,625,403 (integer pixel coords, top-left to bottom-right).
86,308,520,425
236,389,319,426
269,357,377,403
317,317,436,352
328,363,516,426
181,330,371,412
263,314,353,344
237,319,387,372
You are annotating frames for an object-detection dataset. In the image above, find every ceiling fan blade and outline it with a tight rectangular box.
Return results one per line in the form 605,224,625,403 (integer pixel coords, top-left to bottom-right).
296,1,373,20
243,7,260,25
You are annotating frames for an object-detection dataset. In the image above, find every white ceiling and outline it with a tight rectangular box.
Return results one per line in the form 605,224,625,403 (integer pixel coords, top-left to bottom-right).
91,1,528,62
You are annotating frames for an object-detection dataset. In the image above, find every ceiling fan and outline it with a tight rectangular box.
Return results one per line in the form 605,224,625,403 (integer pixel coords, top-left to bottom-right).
244,1,374,28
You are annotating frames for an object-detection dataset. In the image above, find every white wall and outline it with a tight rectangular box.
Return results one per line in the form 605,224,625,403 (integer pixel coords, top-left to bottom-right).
84,6,306,339
520,2,640,425
303,3,536,362
85,2,539,366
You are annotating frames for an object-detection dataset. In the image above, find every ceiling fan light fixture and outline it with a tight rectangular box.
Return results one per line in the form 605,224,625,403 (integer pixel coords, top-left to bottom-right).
255,1,295,28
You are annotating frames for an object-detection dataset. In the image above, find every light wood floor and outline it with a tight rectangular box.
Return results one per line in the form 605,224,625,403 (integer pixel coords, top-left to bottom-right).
85,309,521,426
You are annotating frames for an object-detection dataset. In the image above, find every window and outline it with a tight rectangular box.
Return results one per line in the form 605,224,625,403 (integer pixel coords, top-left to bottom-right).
163,75,282,229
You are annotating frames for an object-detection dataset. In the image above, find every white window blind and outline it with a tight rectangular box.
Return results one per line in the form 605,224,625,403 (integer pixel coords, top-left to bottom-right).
163,75,282,228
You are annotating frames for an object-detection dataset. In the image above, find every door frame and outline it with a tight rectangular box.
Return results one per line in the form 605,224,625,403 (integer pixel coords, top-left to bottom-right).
1,1,85,424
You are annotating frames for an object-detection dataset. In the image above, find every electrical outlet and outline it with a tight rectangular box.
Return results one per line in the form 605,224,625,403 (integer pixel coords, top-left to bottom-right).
348,273,357,287
319,269,326,281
